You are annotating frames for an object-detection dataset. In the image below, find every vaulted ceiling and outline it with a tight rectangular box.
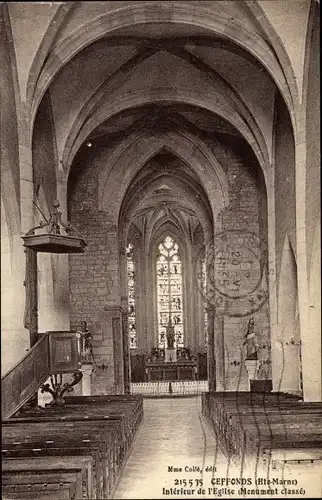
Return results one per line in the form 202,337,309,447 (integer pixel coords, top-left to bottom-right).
14,0,308,243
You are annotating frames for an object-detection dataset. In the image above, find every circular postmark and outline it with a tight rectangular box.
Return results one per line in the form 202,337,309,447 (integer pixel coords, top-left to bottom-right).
197,230,269,317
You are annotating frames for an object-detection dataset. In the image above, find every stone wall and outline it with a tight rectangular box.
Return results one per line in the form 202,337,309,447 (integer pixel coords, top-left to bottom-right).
215,141,270,391
68,155,122,393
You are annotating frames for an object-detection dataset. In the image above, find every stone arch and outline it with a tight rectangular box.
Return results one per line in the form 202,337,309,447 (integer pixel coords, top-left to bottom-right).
26,3,76,109
100,130,229,226
242,0,299,112
119,174,213,251
301,0,320,113
59,45,269,172
63,89,269,178
29,1,297,130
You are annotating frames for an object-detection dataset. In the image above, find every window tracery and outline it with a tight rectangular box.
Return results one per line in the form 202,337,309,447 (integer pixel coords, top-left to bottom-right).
157,236,184,348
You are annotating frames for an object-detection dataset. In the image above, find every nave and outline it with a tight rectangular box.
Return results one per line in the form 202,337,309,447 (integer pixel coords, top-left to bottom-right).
114,397,227,499
3,392,322,499
114,396,322,499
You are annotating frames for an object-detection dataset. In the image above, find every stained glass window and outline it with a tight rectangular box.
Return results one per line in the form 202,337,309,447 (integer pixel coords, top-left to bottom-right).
127,243,137,349
157,236,184,348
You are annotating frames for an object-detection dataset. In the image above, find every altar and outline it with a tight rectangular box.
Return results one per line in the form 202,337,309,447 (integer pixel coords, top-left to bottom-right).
146,360,197,382
145,342,197,382
145,319,197,381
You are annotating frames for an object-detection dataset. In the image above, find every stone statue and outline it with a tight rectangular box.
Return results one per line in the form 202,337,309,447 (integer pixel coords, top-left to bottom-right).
166,317,175,349
77,320,92,362
243,317,258,359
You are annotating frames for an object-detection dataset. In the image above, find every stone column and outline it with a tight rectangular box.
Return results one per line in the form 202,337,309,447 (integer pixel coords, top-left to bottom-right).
81,364,94,396
207,307,216,392
24,248,38,347
295,135,321,401
92,306,124,394
214,313,225,391
121,308,131,394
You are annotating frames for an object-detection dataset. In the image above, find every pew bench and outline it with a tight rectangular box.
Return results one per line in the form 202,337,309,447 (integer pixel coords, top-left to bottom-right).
202,392,322,466
2,456,93,499
2,481,76,500
3,419,123,497
4,395,144,499
2,468,82,499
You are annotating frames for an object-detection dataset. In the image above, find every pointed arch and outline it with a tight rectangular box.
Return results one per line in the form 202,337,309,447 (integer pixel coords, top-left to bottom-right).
101,130,229,226
29,1,297,132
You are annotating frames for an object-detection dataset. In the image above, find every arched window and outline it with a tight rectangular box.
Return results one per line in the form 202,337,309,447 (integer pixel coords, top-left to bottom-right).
156,236,183,348
127,243,137,349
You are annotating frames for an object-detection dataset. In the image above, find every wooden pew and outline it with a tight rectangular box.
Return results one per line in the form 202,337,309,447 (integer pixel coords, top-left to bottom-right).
2,456,93,499
12,406,129,461
4,395,144,498
15,397,142,456
202,392,322,465
2,481,76,500
3,419,122,498
2,468,81,499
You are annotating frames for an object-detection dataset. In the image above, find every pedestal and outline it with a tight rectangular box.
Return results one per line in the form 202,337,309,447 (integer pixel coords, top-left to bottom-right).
81,363,94,396
165,348,177,363
244,359,258,390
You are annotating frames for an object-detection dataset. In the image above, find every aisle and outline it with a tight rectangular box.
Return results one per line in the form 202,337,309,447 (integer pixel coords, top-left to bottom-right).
113,397,228,499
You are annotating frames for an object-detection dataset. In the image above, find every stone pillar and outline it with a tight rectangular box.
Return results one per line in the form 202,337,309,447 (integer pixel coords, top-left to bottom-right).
112,313,124,394
244,359,259,391
207,307,216,392
214,313,225,391
1,229,30,374
121,308,131,394
295,137,321,401
92,306,124,394
81,364,94,396
24,248,38,347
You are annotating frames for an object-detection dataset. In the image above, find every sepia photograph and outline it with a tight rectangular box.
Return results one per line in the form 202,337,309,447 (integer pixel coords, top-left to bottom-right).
1,1,321,499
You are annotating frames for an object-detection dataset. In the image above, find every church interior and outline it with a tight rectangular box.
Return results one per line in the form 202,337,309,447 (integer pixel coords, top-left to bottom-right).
1,1,321,499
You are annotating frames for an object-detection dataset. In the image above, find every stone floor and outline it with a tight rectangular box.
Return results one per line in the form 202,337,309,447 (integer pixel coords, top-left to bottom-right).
113,397,229,499
113,397,322,499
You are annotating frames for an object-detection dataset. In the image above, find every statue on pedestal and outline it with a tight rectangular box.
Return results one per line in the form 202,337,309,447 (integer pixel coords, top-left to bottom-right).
243,317,258,360
77,320,92,362
166,317,175,349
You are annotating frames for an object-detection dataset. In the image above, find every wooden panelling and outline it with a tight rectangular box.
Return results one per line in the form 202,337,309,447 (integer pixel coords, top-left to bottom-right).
1,335,50,420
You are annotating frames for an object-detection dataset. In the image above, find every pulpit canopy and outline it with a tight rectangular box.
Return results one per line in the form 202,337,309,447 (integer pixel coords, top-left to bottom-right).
22,200,87,254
